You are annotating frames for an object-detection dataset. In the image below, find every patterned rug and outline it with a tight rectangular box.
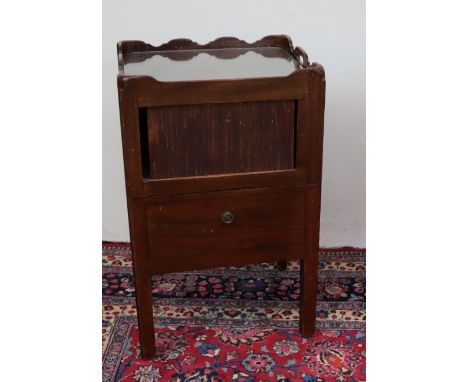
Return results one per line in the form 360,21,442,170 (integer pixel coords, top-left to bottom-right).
102,243,366,382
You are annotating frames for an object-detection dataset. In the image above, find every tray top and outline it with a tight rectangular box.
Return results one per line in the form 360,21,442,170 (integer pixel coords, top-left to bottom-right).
122,47,301,81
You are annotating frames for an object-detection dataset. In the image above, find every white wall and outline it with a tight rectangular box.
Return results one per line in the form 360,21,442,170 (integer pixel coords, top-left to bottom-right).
103,0,366,247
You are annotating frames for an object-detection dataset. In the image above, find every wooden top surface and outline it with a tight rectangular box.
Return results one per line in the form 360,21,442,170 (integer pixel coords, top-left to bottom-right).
122,47,300,81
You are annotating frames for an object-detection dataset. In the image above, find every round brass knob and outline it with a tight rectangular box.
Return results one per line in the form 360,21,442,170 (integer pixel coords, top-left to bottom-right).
221,211,235,224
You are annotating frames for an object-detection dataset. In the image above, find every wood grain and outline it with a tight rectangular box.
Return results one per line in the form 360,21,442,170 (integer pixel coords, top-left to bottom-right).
145,186,305,259
147,246,304,275
117,36,326,359
146,100,296,179
300,185,321,337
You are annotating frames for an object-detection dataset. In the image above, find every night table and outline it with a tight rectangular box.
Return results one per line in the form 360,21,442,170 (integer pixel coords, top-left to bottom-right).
116,35,326,359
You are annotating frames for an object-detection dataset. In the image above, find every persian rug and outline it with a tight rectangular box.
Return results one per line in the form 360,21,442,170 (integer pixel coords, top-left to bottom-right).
102,243,366,382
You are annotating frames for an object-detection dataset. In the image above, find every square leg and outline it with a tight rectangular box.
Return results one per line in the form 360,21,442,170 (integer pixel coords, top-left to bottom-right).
300,185,321,337
277,260,288,271
134,273,156,359
300,257,318,337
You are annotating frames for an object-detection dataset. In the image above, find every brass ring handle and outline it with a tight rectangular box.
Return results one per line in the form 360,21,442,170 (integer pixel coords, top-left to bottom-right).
221,211,235,224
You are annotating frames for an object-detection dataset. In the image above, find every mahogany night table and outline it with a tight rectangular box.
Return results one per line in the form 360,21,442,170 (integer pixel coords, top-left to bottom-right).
116,35,326,359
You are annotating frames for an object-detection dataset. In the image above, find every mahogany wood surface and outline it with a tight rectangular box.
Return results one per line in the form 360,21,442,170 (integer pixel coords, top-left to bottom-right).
147,246,305,276
117,35,326,360
300,186,322,336
142,169,306,197
145,186,305,259
146,100,295,179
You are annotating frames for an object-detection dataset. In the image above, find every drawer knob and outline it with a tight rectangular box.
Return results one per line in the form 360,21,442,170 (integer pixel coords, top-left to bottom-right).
221,211,235,224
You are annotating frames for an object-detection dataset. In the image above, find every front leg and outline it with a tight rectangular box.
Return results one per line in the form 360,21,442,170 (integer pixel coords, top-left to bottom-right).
300,185,320,337
299,257,318,336
134,272,156,359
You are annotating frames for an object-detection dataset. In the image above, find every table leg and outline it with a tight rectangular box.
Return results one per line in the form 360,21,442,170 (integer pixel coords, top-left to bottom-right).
300,185,320,337
277,260,288,271
134,273,156,359
300,256,318,337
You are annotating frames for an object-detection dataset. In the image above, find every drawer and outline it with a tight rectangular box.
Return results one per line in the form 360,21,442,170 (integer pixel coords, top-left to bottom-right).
144,186,306,264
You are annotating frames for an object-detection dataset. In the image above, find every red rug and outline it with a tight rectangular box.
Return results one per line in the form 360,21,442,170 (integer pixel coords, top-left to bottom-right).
102,243,366,381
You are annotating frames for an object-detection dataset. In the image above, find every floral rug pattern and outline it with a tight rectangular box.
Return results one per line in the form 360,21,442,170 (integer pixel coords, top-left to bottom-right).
102,243,366,381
